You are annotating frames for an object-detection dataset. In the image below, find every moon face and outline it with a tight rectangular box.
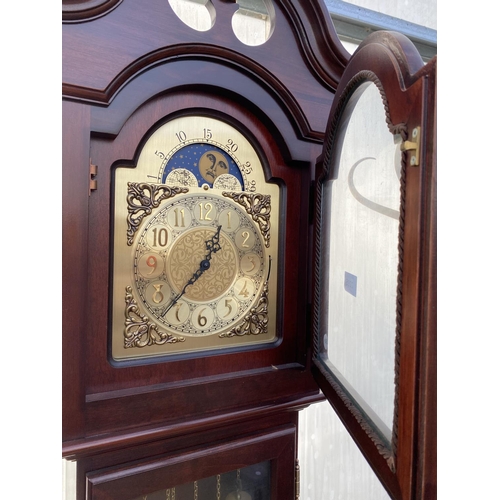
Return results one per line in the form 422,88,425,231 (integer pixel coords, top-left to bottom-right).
199,150,229,183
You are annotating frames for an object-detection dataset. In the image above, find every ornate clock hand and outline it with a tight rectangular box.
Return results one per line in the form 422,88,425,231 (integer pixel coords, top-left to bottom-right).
162,225,222,317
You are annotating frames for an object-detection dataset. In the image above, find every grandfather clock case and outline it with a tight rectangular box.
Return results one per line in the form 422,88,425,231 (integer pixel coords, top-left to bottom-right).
62,1,436,499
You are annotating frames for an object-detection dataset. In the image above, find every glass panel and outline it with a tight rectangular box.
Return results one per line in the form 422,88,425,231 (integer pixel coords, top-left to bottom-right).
320,81,402,439
62,459,77,500
130,461,271,500
298,400,391,499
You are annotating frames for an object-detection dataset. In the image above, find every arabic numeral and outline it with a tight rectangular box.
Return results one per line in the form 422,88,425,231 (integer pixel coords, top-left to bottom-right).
223,299,233,317
197,309,208,327
204,128,212,139
176,131,187,142
199,202,213,221
239,281,250,298
174,208,185,227
241,231,250,248
226,139,238,152
152,227,168,247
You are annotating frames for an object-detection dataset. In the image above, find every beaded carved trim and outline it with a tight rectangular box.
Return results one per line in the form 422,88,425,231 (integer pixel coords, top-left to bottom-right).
312,70,408,472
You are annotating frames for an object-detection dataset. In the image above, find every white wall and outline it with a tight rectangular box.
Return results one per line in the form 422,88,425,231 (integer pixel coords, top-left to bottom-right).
340,0,436,29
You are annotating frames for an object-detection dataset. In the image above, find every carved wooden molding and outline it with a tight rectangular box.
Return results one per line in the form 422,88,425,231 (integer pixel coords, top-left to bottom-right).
62,1,349,142
62,0,122,22
62,46,321,142
282,0,349,88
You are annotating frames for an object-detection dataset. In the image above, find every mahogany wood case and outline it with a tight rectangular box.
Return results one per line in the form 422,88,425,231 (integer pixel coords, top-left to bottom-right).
62,1,436,498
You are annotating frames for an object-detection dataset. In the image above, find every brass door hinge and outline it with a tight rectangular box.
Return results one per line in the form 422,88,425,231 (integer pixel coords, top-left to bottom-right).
400,126,421,166
89,161,98,195
295,459,300,500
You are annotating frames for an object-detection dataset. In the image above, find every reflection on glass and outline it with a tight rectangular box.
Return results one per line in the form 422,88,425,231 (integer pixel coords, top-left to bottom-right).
130,461,270,500
298,400,391,499
321,82,402,438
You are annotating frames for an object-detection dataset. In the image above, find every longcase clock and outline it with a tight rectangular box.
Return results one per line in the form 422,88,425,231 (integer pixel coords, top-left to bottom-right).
62,1,436,498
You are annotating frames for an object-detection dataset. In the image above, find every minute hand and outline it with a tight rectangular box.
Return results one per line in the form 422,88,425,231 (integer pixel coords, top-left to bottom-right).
162,225,222,317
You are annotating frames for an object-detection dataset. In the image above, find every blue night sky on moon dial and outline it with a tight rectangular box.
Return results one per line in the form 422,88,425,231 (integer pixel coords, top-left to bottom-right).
162,143,244,187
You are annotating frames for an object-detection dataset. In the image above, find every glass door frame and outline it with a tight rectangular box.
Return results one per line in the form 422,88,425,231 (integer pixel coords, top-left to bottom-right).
311,30,436,500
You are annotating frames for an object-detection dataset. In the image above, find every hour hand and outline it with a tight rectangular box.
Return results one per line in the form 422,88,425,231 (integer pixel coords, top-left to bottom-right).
204,224,222,257
162,226,222,317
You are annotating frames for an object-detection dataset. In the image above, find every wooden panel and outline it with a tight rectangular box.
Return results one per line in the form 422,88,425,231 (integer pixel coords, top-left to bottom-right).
86,427,296,500
414,64,437,500
63,66,321,453
62,100,91,441
75,414,300,500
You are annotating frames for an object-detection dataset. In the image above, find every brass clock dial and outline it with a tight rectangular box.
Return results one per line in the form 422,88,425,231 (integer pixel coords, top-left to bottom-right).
111,116,280,361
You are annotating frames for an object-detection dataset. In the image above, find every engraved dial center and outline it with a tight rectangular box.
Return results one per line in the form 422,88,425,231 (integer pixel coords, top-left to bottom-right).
167,228,238,302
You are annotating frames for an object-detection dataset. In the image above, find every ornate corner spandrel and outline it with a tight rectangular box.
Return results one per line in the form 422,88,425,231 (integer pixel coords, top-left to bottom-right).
124,286,185,348
219,281,269,338
222,191,271,248
127,183,189,245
